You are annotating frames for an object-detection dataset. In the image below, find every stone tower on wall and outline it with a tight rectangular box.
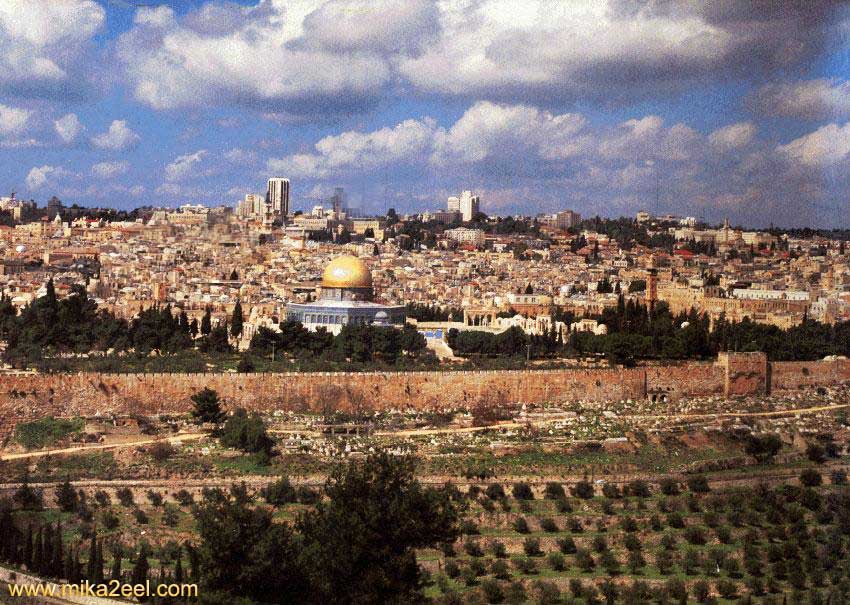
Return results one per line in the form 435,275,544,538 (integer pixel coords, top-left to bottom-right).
646,254,658,311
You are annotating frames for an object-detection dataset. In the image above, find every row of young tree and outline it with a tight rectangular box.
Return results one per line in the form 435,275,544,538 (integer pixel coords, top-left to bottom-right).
0,280,250,367
3,453,462,605
249,321,428,364
447,297,850,364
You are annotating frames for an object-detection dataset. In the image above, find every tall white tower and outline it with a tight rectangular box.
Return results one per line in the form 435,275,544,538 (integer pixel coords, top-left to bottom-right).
267,177,290,217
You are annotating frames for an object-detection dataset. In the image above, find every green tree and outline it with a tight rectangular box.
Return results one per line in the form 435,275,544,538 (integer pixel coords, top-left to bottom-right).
230,301,244,338
56,478,78,513
190,387,225,425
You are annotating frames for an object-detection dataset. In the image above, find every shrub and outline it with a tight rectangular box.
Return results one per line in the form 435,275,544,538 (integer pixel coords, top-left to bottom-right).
556,536,577,554
684,525,707,545
491,559,511,580
461,519,480,535
480,579,504,603
626,480,651,498
687,474,711,493
575,548,595,572
512,482,534,500
116,487,134,507
627,550,645,574
831,470,848,485
665,578,688,602
556,498,572,513
146,490,164,507
571,480,594,499
461,565,478,587
600,550,621,575
539,517,559,533
620,516,639,532
543,482,565,500
660,532,677,550
485,483,505,500
806,442,827,463
623,533,642,552
592,535,608,552
94,490,111,507
523,537,542,557
469,558,487,577
800,468,823,487
602,483,621,499
569,517,583,532
533,580,560,605
649,514,662,531
445,559,460,578
716,525,733,544
296,486,320,505
547,552,565,571
134,508,149,524
660,478,680,495
262,476,297,506
505,582,526,605
692,579,711,603
513,557,537,575
14,416,84,450
148,440,176,462
666,512,685,528
174,489,194,506
464,539,483,557
162,503,179,527
101,509,120,530
489,539,507,558
513,517,530,534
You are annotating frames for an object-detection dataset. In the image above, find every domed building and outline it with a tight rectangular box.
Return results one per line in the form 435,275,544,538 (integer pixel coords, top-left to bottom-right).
285,255,405,334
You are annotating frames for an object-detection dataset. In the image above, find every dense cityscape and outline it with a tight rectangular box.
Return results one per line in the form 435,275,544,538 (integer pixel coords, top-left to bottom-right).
2,1,850,604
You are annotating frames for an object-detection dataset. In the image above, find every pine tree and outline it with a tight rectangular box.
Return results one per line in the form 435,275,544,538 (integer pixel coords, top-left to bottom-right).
190,387,225,424
200,308,212,336
230,300,244,338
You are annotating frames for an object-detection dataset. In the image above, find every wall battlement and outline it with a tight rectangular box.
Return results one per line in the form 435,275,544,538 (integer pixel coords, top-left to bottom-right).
1,354,848,437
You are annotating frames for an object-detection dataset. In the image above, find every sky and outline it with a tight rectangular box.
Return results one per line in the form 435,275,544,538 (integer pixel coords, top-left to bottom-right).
0,0,849,228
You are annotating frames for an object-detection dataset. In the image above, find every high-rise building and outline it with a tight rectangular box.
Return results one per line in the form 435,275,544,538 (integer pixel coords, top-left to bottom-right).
553,210,581,230
447,196,460,212
458,190,480,222
267,177,290,217
330,187,345,217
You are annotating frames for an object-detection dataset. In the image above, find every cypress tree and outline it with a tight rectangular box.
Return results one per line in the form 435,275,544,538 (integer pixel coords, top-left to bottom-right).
110,548,122,583
41,524,53,575
63,548,74,582
230,300,243,338
200,308,212,336
174,553,183,583
86,533,97,581
52,521,64,578
132,546,149,586
23,524,33,570
32,527,43,573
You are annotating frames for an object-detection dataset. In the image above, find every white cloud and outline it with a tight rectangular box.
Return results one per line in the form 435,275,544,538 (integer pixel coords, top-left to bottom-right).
432,101,588,164
753,79,850,120
777,122,850,167
709,122,756,151
54,113,82,143
26,165,71,190
269,119,436,177
165,150,207,181
117,1,390,113
223,148,258,164
598,116,700,162
91,161,129,179
0,104,31,136
91,120,140,150
0,0,104,95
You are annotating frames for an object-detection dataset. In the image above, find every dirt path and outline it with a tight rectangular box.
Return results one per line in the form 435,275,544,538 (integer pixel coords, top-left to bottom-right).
0,433,206,462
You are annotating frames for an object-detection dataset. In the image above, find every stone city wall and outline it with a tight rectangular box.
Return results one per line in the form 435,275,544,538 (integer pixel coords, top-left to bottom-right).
0,354,848,437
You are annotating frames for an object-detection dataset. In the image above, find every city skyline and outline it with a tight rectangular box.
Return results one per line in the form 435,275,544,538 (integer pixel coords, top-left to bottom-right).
0,1,848,227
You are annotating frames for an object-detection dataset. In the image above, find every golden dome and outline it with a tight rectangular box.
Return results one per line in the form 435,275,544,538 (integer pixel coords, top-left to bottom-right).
322,255,373,289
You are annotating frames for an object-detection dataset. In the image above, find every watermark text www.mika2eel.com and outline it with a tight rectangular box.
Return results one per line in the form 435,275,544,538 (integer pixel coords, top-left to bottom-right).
8,578,198,600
